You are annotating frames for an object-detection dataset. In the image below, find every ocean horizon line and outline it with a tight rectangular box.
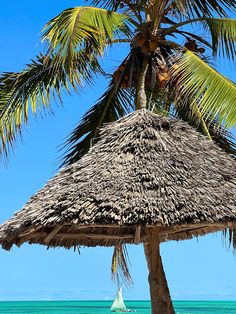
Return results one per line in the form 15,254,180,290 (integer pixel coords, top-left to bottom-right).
1,299,236,314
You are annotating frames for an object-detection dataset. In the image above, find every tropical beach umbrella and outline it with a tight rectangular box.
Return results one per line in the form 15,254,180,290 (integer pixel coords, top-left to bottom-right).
0,109,235,314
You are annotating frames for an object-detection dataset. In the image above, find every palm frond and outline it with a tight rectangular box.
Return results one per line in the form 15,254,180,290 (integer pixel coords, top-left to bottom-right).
172,50,236,129
111,244,133,287
175,30,212,49
174,100,236,157
61,80,135,166
209,123,236,157
87,0,123,11
0,53,102,157
103,0,236,18
42,6,132,69
223,228,236,250
146,87,174,116
203,18,236,61
175,0,236,18
148,86,235,157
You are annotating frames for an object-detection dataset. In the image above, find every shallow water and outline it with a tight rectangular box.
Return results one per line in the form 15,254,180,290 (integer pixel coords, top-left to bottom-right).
0,300,236,314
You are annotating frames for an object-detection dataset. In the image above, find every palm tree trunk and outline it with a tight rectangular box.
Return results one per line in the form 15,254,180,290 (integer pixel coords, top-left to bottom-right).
136,57,149,109
144,229,175,314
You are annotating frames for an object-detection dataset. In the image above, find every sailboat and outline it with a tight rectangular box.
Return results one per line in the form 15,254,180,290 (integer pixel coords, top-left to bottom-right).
111,287,135,312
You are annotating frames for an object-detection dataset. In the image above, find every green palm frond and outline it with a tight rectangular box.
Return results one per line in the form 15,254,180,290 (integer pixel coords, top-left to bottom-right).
61,80,135,166
146,87,174,116
148,86,236,157
163,18,236,60
172,50,236,129
147,84,236,157
111,244,132,287
42,6,132,67
0,53,102,157
174,100,236,156
203,18,236,61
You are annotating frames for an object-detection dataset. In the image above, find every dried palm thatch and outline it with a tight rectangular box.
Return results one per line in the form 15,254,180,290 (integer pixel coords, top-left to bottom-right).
0,109,235,251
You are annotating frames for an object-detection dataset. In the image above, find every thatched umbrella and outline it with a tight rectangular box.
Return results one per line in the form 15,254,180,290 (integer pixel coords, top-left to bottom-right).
0,109,235,314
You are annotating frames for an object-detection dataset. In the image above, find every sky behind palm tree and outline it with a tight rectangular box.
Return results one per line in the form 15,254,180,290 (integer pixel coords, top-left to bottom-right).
0,0,236,301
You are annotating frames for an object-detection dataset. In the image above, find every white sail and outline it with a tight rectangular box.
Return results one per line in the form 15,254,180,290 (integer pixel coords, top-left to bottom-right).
111,287,127,312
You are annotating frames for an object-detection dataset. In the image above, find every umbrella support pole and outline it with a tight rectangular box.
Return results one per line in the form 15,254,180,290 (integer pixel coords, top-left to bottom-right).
144,229,175,314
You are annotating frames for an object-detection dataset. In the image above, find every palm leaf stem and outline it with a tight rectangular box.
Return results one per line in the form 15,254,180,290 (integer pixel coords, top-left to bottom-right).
192,101,212,140
152,1,166,33
122,0,143,24
174,30,212,48
162,17,204,36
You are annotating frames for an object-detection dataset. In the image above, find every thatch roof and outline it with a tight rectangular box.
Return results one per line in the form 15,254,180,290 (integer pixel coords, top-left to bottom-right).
0,109,235,250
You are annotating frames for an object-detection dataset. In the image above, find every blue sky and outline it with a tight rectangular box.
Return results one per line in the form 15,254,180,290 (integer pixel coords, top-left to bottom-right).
0,0,236,302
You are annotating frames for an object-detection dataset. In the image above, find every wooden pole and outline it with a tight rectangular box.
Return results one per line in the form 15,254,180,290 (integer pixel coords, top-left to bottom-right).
159,255,175,314
144,229,175,314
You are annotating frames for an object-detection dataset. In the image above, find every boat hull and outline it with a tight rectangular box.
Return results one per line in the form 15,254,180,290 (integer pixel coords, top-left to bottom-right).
111,310,135,312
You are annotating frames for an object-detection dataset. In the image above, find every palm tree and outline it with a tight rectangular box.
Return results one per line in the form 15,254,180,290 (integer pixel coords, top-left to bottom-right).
0,0,236,312
1,0,236,161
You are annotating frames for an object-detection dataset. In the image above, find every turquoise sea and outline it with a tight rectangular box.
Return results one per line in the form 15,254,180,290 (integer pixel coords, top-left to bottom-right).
0,301,236,314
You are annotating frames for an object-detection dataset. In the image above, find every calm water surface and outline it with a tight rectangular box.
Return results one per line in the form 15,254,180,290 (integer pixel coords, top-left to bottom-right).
0,301,236,314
